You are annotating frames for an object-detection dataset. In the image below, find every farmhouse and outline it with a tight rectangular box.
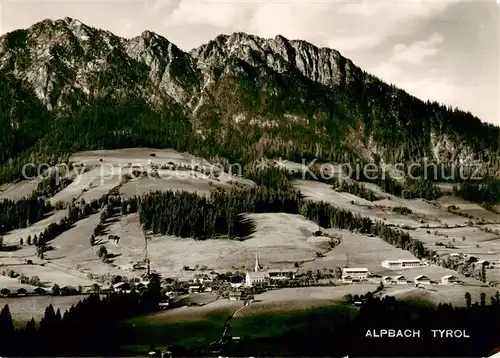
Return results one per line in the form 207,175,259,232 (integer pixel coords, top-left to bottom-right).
414,275,432,285
381,259,426,269
188,285,202,293
342,268,370,281
394,275,408,285
441,275,459,285
113,282,132,293
229,291,243,301
367,274,382,283
383,276,395,284
159,301,170,310
342,275,353,283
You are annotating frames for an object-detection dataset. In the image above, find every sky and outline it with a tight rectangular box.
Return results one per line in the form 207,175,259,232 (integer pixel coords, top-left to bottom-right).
1,0,499,125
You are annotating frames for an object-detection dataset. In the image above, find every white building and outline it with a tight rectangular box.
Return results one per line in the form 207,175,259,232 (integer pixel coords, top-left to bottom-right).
229,291,243,301
342,268,370,281
267,269,297,280
245,271,270,287
393,275,408,285
413,275,432,285
383,276,395,284
381,259,427,269
441,275,459,284
113,282,132,293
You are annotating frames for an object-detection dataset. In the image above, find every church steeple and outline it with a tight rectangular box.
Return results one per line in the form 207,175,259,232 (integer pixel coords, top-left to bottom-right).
254,253,261,272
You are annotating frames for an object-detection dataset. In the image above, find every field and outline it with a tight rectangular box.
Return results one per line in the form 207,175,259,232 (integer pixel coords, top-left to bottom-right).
121,287,361,352
122,299,242,351
0,179,41,201
294,180,437,228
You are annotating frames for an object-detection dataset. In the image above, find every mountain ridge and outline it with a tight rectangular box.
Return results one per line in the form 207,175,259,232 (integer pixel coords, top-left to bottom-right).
0,17,499,184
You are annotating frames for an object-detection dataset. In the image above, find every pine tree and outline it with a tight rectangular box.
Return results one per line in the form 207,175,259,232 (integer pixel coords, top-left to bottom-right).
0,304,14,355
464,292,471,308
51,284,60,296
0,304,14,334
480,264,487,283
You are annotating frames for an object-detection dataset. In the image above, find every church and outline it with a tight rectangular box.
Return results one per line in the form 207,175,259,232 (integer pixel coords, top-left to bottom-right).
245,254,297,287
245,253,270,287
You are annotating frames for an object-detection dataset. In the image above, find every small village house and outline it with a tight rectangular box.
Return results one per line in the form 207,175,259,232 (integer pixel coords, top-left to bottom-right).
342,268,370,281
441,275,459,284
113,282,132,293
342,275,353,283
188,285,202,293
383,276,395,284
393,275,408,285
159,301,170,310
414,275,432,285
229,291,243,301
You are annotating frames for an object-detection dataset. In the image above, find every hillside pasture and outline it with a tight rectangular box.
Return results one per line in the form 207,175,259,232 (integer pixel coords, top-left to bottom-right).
119,171,229,199
408,226,500,259
294,180,430,228
49,165,121,205
437,196,500,223
0,275,34,291
2,209,68,246
122,299,242,350
0,179,41,201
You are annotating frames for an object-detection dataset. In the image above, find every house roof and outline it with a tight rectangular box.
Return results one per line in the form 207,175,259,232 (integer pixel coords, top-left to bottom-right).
342,268,369,272
414,275,430,280
267,268,298,274
382,259,422,263
113,282,128,288
394,275,406,280
441,275,458,280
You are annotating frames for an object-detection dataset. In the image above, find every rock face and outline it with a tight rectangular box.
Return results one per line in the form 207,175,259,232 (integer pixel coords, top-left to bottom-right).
0,17,498,167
